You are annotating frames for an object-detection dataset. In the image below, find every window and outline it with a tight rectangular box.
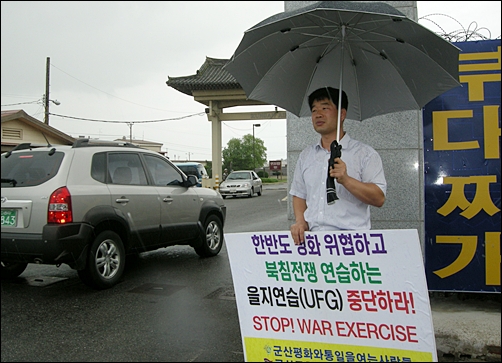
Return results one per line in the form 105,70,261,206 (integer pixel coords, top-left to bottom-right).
178,165,198,176
91,152,107,183
1,151,64,187
108,153,148,185
144,154,183,186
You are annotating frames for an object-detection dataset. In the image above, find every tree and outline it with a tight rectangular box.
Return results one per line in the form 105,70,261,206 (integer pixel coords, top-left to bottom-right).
204,160,212,178
222,134,267,171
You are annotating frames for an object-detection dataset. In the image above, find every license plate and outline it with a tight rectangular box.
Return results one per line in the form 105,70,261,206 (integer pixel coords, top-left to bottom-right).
230,189,236,193
1,209,17,227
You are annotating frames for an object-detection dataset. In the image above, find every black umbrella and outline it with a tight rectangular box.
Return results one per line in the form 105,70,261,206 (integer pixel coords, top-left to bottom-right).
225,1,460,125
225,1,461,204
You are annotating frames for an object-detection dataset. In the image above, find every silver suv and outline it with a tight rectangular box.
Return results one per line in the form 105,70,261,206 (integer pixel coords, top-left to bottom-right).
1,139,226,289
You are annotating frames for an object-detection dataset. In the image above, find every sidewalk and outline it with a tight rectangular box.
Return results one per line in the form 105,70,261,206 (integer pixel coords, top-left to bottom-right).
431,293,501,362
262,183,501,362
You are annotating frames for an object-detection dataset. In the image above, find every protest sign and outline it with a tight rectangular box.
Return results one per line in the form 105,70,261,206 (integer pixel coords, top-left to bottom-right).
225,229,437,362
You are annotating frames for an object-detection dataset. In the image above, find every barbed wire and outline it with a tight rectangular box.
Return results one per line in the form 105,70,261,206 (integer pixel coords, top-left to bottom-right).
418,13,500,42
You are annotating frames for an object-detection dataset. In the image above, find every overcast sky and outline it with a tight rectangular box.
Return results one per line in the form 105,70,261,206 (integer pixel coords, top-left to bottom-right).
1,1,500,161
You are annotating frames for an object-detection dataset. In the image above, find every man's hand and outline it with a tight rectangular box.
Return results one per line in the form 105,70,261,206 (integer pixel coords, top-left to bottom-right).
329,157,348,184
329,157,386,207
290,221,309,245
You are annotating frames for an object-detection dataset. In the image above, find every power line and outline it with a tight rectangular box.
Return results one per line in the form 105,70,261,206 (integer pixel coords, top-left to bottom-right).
48,111,205,123
1,100,40,107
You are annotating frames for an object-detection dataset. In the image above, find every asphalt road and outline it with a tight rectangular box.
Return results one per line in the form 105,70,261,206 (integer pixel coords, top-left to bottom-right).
0,187,290,362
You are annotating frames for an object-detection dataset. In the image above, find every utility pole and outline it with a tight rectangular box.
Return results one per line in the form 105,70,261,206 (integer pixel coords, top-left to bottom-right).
44,57,50,125
43,57,60,124
126,122,133,142
253,123,261,170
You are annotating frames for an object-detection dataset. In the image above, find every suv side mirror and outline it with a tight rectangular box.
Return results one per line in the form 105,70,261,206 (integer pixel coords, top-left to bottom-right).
186,175,198,187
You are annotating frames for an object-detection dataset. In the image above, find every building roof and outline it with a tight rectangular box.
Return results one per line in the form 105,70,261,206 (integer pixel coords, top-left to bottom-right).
1,109,75,144
166,57,241,96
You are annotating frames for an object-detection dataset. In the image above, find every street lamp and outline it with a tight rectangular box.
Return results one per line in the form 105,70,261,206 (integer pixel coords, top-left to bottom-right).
252,123,261,170
43,94,60,125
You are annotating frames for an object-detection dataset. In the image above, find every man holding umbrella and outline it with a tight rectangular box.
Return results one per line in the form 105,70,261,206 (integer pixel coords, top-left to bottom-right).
289,87,387,245
224,0,460,247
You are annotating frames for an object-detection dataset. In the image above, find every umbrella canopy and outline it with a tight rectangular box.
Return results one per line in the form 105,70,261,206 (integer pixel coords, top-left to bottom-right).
224,1,461,122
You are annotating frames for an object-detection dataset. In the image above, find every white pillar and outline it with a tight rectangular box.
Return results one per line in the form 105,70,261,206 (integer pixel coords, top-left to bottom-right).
208,101,222,189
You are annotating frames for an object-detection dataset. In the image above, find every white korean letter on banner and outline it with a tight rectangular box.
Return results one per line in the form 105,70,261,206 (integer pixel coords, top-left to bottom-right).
225,229,437,362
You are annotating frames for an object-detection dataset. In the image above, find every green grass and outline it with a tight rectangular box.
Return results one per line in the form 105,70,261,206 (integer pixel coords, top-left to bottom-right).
262,177,287,184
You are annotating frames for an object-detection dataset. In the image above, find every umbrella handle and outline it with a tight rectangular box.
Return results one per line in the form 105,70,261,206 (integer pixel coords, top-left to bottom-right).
327,140,342,204
329,140,342,169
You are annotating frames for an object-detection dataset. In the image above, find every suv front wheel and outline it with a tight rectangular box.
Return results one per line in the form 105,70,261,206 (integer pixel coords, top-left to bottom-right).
195,215,223,257
78,230,125,290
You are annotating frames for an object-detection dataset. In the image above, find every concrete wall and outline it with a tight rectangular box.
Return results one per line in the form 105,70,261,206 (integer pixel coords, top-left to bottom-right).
284,2,426,250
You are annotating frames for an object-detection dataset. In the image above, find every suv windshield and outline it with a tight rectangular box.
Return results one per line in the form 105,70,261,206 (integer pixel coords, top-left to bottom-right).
1,151,64,187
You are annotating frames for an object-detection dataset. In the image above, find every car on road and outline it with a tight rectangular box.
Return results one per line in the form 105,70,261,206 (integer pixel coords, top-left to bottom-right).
1,139,226,289
218,170,262,199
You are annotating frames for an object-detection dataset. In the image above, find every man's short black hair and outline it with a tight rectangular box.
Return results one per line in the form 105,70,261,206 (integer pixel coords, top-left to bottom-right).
308,87,348,111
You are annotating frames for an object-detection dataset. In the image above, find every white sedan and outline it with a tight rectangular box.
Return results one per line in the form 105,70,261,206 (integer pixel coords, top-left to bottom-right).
219,170,262,198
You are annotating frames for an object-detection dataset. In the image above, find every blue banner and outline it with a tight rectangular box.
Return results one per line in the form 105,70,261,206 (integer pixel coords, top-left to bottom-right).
423,40,501,293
